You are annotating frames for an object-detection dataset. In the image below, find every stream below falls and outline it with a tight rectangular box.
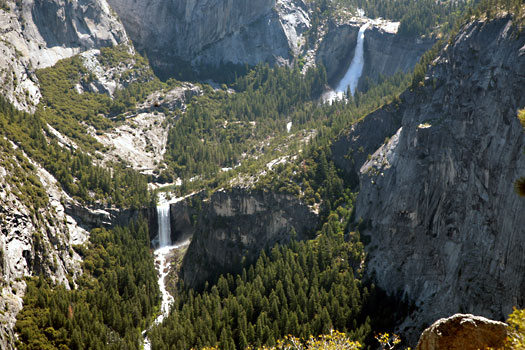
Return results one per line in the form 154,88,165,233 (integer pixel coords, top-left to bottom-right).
143,204,190,350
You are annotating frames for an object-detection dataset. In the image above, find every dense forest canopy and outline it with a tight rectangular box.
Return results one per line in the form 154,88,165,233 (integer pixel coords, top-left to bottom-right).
15,219,159,350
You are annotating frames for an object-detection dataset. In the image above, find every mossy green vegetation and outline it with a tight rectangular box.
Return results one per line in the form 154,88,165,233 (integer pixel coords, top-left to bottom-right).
0,95,151,208
15,219,159,350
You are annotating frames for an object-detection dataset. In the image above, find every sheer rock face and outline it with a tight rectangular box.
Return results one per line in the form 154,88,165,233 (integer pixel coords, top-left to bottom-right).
316,22,359,85
331,103,405,187
416,314,507,350
106,0,310,75
179,189,318,290
361,26,434,84
333,15,525,342
0,0,127,111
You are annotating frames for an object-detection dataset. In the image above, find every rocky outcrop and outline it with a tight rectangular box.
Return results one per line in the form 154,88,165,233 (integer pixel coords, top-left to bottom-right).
65,201,156,233
343,15,525,342
0,156,88,349
0,0,127,111
91,83,201,175
106,0,309,77
331,102,405,187
179,188,318,289
416,314,508,350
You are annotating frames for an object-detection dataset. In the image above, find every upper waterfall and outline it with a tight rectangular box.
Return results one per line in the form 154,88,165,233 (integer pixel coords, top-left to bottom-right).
322,22,370,102
335,22,370,97
157,203,171,248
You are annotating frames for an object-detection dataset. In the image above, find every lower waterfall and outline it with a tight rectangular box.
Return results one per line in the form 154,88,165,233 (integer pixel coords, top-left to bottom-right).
143,204,189,350
157,203,171,248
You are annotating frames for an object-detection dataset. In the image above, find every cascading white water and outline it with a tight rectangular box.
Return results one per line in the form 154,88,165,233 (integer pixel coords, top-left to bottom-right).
335,22,370,97
323,21,370,102
143,203,174,350
157,203,171,247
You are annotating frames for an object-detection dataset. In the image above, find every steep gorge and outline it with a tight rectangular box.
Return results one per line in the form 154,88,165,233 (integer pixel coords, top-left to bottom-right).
2,0,523,348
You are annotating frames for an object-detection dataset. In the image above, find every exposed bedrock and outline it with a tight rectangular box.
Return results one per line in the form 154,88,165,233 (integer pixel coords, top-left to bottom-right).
178,188,318,290
333,15,525,343
106,0,310,77
317,20,434,88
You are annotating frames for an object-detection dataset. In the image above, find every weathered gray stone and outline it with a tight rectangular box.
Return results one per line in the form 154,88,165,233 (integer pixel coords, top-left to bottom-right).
361,26,434,86
344,15,525,343
317,19,434,87
0,0,127,111
106,0,310,75
0,160,88,350
416,314,507,350
179,188,318,289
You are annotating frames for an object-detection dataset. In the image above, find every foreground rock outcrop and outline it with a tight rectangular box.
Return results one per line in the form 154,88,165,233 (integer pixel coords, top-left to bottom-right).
107,0,310,77
179,188,318,289
416,314,507,350
334,14,525,342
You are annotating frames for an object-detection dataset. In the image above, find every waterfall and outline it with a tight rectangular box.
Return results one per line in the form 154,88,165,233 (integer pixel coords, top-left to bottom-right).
335,22,370,97
157,203,171,248
323,21,369,102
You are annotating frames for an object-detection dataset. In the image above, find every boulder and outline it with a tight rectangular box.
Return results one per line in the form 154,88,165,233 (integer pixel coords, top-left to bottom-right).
416,314,507,350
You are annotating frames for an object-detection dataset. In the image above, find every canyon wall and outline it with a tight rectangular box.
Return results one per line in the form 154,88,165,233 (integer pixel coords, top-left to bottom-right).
333,15,525,343
361,26,434,85
317,20,433,89
0,0,127,111
106,0,310,77
179,188,318,290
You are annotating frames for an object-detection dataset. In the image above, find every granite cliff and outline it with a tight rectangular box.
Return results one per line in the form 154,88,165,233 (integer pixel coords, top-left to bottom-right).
178,189,318,290
106,0,310,77
333,14,525,342
0,2,129,347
